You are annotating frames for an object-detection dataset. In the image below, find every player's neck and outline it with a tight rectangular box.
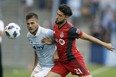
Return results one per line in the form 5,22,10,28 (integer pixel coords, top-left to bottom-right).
58,20,67,29
32,27,38,36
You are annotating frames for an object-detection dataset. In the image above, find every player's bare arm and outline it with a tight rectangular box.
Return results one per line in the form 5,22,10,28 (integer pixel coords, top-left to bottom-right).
0,31,4,36
42,37,54,44
81,32,114,51
30,51,38,77
53,50,59,61
33,51,38,69
42,37,59,61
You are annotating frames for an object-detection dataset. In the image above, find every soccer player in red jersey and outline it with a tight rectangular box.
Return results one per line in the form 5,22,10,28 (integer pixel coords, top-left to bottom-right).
43,4,114,77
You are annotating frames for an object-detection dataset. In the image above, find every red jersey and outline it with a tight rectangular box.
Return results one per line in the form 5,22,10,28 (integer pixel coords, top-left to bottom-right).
54,22,83,62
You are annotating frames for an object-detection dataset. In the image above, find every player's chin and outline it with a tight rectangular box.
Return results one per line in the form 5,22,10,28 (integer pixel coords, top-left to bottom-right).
30,30,35,34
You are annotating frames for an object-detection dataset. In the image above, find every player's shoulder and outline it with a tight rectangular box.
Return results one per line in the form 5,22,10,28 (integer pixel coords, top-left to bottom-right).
40,26,51,31
27,32,32,38
66,22,74,28
40,26,54,34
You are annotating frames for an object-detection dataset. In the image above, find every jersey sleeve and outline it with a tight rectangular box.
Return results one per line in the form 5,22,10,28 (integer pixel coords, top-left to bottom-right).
68,27,83,39
47,29,55,41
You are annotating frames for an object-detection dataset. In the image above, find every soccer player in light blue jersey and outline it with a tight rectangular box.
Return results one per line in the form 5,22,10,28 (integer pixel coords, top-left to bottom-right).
26,12,58,77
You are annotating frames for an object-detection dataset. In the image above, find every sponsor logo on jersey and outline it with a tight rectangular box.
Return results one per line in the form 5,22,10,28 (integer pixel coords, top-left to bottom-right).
33,45,44,50
76,29,81,34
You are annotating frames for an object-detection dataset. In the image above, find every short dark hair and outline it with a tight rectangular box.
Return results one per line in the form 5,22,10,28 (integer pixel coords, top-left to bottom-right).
58,4,72,16
26,12,38,20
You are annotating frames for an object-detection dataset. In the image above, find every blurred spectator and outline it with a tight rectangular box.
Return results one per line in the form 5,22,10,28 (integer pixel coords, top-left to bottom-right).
90,16,105,41
46,0,53,10
81,0,90,17
38,0,46,9
90,16,105,64
67,0,82,27
20,0,34,13
60,0,67,4
89,0,99,18
38,0,53,10
110,0,116,10
99,0,115,10
111,12,116,49
20,0,27,13
26,0,34,9
101,6,113,43
0,20,4,77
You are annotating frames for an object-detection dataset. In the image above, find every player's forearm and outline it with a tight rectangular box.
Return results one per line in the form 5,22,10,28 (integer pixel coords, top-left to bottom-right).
34,58,38,68
53,50,59,61
81,32,109,48
42,37,55,44
33,51,38,69
0,31,4,36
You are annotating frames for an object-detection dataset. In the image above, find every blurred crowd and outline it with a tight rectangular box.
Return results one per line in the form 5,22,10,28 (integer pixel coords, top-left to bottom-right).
0,0,115,43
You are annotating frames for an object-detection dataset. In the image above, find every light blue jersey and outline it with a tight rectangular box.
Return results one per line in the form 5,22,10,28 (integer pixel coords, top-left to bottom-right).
27,26,56,67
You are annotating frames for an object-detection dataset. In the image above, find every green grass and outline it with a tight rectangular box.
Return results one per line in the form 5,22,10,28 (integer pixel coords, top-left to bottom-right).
92,67,116,77
4,68,31,77
66,65,116,77
4,65,116,77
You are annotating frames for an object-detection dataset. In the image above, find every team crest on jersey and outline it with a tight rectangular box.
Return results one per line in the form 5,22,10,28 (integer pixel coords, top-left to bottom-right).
60,32,64,38
59,39,65,45
76,29,81,34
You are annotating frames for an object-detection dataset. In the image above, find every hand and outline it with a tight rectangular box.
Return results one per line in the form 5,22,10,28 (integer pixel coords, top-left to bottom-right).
53,54,59,61
53,50,59,61
42,37,53,44
0,31,4,36
104,43,114,51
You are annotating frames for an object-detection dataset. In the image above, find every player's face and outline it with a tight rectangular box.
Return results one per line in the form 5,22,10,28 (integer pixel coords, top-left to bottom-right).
26,17,39,35
55,10,68,25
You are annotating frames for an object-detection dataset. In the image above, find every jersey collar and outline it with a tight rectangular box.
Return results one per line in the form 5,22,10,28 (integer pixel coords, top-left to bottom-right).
58,21,67,29
35,26,41,36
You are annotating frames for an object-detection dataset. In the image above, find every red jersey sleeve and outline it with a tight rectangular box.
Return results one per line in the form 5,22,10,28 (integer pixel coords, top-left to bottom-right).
68,27,83,39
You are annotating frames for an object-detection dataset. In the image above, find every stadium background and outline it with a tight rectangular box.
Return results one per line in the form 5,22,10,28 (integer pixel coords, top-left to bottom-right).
0,0,116,77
